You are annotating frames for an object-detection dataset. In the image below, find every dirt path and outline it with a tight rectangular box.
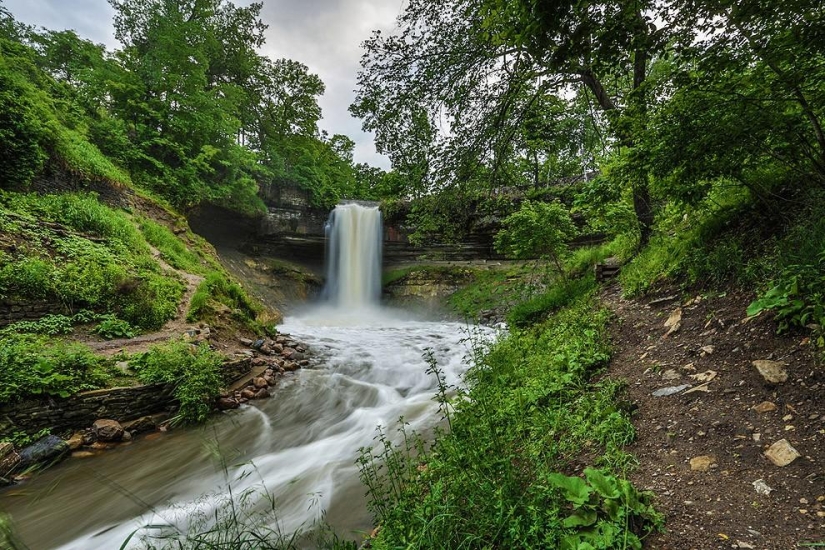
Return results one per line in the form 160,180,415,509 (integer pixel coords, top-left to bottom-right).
86,247,205,356
601,283,824,549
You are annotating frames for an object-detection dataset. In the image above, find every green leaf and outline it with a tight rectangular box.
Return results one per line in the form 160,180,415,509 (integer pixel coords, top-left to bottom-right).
584,468,620,499
548,473,592,506
562,508,598,528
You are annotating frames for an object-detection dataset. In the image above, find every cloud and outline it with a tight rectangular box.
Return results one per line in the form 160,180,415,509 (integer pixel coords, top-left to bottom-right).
3,0,397,168
256,0,400,169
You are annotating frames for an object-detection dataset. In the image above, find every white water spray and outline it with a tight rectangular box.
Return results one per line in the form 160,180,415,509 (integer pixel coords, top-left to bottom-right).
324,203,382,308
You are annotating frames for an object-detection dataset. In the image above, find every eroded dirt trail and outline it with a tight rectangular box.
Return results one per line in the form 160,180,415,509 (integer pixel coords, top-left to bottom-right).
86,246,205,356
601,284,824,549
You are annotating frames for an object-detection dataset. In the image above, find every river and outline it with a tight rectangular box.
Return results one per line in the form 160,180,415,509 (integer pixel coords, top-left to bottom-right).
0,306,493,549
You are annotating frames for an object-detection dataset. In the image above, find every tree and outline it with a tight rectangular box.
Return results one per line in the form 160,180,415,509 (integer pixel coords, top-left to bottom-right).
352,0,669,244
494,200,577,274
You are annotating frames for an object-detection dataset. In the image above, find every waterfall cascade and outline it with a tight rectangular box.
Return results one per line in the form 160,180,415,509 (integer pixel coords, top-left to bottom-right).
323,202,383,308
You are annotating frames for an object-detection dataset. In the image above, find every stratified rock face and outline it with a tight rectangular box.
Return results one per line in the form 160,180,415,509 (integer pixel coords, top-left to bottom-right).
92,419,125,442
18,435,69,468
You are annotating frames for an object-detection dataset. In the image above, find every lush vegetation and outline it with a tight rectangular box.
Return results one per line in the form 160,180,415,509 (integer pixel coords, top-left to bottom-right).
0,333,111,404
359,285,662,548
130,340,225,424
0,191,184,331
0,3,395,213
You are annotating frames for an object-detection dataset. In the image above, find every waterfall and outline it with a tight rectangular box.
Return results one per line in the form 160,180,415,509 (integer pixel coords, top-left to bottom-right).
324,202,383,308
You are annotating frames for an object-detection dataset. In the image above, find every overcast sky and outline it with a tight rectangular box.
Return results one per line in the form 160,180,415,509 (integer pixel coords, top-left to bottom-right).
2,0,399,169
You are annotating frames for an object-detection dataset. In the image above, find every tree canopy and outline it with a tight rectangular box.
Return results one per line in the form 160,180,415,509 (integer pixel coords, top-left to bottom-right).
0,0,390,213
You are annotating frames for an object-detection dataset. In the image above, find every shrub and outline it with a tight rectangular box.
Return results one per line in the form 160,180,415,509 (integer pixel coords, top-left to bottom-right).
118,274,184,331
187,271,260,324
0,334,110,403
93,314,136,339
131,340,224,424
507,275,596,328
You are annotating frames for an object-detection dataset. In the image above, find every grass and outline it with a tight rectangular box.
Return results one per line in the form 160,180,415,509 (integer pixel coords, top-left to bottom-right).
0,191,184,330
139,217,209,275
188,271,262,326
359,280,662,549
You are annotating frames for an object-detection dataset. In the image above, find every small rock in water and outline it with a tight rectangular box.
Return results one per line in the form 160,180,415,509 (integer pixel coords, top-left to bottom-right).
93,419,125,442
66,433,85,450
217,397,240,410
752,360,788,384
652,384,691,397
764,438,801,467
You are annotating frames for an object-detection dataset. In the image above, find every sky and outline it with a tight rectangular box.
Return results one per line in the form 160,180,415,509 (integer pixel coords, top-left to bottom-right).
2,0,400,169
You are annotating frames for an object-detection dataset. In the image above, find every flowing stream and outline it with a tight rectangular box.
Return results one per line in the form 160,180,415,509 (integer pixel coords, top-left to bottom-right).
0,204,494,549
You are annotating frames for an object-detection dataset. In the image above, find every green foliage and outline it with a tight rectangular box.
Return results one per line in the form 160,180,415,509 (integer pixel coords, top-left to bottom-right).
507,275,596,328
0,191,184,330
93,314,136,340
188,271,261,324
360,293,660,548
0,314,74,337
0,512,27,550
131,340,224,424
548,469,661,550
446,264,542,320
53,126,131,185
0,49,48,188
495,200,577,271
138,217,208,274
0,334,110,403
618,183,770,296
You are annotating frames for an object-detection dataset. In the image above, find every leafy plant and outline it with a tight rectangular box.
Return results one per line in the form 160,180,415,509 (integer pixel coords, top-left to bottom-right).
747,256,825,342
130,340,224,424
93,314,136,340
0,334,110,403
548,468,662,550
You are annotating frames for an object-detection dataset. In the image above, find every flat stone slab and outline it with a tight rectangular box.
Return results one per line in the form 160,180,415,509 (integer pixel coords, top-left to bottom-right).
752,360,788,384
764,438,800,467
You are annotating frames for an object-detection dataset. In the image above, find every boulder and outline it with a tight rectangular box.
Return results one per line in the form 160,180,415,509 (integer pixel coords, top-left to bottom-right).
122,414,166,434
217,397,240,410
240,388,257,400
18,435,69,469
753,360,788,384
253,376,269,389
66,433,85,450
253,388,270,400
93,419,125,442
